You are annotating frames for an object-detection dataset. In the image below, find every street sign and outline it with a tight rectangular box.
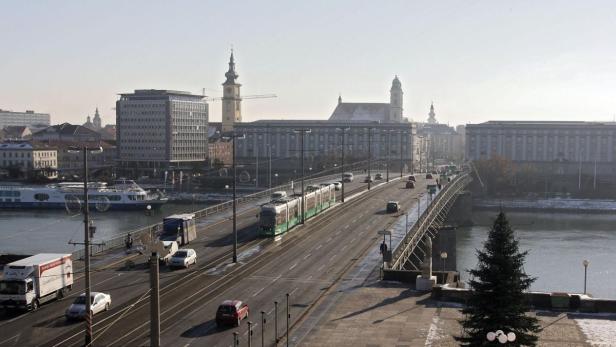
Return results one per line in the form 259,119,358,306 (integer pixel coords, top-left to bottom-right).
377,230,392,236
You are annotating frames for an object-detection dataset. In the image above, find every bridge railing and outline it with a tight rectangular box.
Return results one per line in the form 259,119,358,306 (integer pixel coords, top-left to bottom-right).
71,165,369,260
388,173,472,270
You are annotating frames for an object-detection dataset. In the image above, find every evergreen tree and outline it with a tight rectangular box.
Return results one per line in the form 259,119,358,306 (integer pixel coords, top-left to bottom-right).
457,212,541,346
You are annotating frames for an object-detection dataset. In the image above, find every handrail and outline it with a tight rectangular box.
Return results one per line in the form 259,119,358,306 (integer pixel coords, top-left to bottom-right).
388,173,471,270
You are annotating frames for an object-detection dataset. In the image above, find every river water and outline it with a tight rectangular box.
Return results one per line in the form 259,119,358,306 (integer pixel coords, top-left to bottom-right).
0,202,210,255
457,210,616,299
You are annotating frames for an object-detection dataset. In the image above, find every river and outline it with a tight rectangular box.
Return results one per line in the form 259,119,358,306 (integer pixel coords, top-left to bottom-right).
457,210,616,299
0,202,211,255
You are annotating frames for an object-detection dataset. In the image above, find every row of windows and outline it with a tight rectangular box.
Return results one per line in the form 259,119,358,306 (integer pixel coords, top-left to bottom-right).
0,191,20,197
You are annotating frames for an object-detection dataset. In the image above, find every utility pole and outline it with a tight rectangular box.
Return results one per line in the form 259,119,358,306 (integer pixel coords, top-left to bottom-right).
65,146,102,346
337,127,349,202
293,129,311,224
274,301,279,343
255,142,259,188
150,252,160,347
386,130,391,182
367,127,372,190
223,132,245,263
286,293,290,347
268,126,272,190
82,148,92,346
400,131,404,177
260,311,266,347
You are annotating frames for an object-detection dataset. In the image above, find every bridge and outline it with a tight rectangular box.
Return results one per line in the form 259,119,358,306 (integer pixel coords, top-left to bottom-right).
0,170,473,347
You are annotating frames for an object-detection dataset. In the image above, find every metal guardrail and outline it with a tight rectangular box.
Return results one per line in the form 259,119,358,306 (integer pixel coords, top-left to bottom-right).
388,173,472,270
71,164,371,260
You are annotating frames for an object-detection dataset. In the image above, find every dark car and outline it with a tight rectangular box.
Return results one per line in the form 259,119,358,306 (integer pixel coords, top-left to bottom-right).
425,173,433,179
386,201,400,213
406,181,415,189
375,173,383,180
364,176,374,183
216,300,249,327
408,175,416,182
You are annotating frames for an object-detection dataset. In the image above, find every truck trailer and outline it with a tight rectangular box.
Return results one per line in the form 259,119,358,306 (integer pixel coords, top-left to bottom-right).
161,214,197,246
0,253,73,311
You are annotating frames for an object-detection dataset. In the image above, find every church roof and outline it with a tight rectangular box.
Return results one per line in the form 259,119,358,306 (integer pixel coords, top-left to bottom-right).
329,102,391,122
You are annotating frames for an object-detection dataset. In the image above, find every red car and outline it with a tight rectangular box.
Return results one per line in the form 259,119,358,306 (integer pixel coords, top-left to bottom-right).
216,300,249,327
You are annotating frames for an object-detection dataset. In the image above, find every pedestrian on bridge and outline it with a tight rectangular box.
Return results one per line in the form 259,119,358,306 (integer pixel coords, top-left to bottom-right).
380,241,388,255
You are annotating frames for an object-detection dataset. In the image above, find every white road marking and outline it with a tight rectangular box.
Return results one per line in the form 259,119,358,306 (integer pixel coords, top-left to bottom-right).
317,264,325,271
290,287,299,295
271,274,282,283
307,275,313,280
350,237,356,243
343,225,349,230
303,253,312,259
289,262,298,270
341,245,348,251
315,244,322,250
252,287,266,297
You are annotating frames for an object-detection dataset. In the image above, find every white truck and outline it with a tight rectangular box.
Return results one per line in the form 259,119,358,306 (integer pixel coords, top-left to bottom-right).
0,253,73,311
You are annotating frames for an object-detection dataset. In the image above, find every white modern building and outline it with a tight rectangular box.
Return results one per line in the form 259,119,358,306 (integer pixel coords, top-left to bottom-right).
116,89,208,175
0,109,50,128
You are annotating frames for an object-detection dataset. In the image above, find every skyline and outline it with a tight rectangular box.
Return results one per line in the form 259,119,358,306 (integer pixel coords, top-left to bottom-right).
1,1,615,127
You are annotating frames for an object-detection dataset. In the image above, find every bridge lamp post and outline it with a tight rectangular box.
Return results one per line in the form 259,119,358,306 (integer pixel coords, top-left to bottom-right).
222,132,245,263
440,251,448,284
583,259,589,295
336,127,350,202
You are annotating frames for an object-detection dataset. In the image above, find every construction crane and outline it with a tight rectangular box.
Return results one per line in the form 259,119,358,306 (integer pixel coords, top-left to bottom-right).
205,93,277,102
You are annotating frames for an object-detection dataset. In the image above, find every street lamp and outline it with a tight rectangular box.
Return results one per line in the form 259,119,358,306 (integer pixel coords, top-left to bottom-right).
487,330,516,344
440,251,448,283
336,127,350,202
274,173,278,187
222,132,245,263
293,128,311,224
146,204,152,216
583,259,589,295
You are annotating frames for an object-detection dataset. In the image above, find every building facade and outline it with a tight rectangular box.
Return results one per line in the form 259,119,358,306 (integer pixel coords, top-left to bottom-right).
0,110,50,128
235,120,418,173
466,121,616,179
116,89,208,175
0,143,58,178
416,104,464,165
222,52,242,132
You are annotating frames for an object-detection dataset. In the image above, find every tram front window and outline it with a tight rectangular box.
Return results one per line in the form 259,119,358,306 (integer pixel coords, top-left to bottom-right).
260,210,276,227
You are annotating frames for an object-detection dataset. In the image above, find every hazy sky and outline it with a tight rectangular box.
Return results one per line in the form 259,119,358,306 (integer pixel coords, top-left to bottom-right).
1,1,615,127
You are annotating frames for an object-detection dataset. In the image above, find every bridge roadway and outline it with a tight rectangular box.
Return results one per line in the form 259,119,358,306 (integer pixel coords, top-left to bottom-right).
0,175,428,346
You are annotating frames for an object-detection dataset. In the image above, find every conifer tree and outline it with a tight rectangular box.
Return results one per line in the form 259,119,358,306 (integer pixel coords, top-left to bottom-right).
457,212,541,346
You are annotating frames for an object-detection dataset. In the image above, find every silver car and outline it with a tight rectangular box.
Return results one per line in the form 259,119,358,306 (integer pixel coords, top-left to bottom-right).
169,248,197,268
65,292,111,320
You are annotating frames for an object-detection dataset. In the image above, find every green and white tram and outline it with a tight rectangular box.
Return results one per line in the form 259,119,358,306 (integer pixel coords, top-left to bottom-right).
259,184,336,237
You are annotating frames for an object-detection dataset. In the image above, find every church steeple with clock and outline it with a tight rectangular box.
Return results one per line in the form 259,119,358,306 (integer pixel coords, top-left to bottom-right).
222,51,242,132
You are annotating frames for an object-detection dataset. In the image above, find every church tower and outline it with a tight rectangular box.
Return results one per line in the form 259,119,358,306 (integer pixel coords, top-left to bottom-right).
389,75,403,122
222,51,242,132
427,102,437,124
93,107,102,129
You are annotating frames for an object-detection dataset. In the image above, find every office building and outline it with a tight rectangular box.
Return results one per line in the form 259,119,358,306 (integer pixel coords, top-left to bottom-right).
0,109,50,128
116,89,208,175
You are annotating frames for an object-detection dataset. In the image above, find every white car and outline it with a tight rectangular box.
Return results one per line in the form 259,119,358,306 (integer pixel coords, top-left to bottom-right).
169,248,197,268
65,292,111,320
331,182,342,191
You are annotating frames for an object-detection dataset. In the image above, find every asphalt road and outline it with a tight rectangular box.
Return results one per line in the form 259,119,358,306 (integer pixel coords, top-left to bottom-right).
0,174,396,346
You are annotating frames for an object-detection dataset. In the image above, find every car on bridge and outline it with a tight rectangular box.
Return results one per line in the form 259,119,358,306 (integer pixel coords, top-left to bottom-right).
168,248,197,268
408,175,416,182
216,300,249,327
375,173,383,180
406,181,415,189
386,201,401,213
65,292,111,320
364,175,374,183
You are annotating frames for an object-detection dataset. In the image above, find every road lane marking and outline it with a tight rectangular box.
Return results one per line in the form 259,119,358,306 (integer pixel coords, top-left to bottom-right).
341,245,348,251
307,275,313,280
252,287,266,297
317,264,325,271
289,262,298,270
315,244,322,250
343,225,349,229
303,253,311,259
326,237,333,242
351,237,356,243
290,287,299,295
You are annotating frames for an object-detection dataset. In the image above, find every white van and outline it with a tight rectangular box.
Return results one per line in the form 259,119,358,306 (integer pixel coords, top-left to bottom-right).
343,172,354,182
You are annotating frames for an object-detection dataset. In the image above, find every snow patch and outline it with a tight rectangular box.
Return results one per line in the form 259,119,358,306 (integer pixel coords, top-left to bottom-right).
424,316,446,346
576,317,616,346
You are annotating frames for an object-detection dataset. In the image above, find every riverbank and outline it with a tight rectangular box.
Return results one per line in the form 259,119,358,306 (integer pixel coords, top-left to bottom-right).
474,197,616,213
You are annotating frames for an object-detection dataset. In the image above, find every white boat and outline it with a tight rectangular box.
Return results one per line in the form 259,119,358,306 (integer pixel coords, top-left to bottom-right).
0,179,167,210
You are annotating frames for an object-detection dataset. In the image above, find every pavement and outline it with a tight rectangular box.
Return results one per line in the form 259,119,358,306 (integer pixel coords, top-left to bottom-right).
297,280,605,347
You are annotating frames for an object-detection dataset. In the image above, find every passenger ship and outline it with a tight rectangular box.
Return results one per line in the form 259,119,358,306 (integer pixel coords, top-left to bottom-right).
0,180,168,210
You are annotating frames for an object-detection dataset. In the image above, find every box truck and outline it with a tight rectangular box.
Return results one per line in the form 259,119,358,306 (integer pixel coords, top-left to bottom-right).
0,254,73,311
161,214,197,246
